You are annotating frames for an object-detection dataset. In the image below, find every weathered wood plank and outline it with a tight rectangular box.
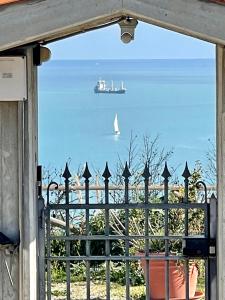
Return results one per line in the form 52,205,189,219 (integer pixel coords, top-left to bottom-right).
0,0,225,51
19,48,38,300
216,45,225,300
0,102,19,299
123,0,225,44
0,51,38,300
0,0,122,51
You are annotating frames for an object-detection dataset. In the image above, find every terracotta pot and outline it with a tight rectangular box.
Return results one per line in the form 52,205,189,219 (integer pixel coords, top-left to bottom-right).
139,255,198,299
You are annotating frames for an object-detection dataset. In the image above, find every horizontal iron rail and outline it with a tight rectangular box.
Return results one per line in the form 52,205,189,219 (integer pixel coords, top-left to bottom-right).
46,202,208,209
49,235,206,241
46,255,204,261
43,184,216,192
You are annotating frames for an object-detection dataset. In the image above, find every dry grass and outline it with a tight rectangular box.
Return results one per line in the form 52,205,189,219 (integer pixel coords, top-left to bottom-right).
51,280,206,299
51,281,145,300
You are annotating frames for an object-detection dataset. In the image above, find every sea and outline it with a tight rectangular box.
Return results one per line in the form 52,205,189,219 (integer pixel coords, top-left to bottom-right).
38,59,216,176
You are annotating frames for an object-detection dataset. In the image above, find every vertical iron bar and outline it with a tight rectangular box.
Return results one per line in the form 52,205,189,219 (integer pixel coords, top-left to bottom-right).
37,166,45,300
205,259,209,300
103,163,111,300
63,164,72,300
83,163,92,300
142,164,150,300
122,162,131,300
46,182,58,300
205,186,209,300
182,163,191,300
204,199,209,300
209,194,217,300
162,163,171,300
185,260,190,300
46,205,51,300
196,181,209,300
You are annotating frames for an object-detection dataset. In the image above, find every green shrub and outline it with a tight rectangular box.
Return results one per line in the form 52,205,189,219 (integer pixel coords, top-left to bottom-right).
71,262,86,282
110,261,144,286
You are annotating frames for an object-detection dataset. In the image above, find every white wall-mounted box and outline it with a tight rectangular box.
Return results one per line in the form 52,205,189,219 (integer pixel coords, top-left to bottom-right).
0,56,27,101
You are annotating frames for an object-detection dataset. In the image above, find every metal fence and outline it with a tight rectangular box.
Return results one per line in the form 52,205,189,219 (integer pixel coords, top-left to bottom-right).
38,162,217,300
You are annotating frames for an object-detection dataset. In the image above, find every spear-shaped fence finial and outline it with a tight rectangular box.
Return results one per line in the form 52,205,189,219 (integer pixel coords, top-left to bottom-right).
82,162,92,179
62,163,72,180
182,162,191,179
142,162,150,180
122,161,131,178
161,162,171,179
102,162,111,179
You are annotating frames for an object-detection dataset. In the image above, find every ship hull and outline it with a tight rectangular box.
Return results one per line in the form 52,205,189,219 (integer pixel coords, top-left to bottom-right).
94,89,126,94
94,80,126,94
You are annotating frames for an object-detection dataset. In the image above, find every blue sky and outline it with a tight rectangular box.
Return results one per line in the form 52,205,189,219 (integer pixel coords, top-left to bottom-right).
49,21,215,60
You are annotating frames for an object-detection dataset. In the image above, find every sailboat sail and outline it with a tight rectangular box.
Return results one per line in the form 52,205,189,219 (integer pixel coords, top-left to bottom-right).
114,114,120,135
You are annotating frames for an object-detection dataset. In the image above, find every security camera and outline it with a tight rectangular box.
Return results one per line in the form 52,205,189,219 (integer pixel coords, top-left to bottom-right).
121,32,133,44
119,18,138,44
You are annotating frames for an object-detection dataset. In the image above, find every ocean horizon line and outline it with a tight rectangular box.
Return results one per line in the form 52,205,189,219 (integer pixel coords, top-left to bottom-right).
49,58,215,62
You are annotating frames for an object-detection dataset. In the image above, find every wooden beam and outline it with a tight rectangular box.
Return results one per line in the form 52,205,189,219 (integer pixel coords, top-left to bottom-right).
0,0,224,51
216,44,225,300
1,0,225,51
18,47,38,300
123,0,225,44
0,102,19,299
0,0,123,52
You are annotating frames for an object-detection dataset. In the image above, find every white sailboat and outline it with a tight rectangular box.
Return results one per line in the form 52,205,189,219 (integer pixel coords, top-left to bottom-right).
114,113,120,135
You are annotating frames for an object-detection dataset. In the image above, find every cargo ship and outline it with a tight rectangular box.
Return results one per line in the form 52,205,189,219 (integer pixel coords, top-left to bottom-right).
94,80,126,94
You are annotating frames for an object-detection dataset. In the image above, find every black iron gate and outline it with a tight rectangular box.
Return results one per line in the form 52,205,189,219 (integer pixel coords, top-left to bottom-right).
37,162,217,300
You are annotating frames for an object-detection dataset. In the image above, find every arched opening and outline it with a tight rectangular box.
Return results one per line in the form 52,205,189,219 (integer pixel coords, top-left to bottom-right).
37,20,216,299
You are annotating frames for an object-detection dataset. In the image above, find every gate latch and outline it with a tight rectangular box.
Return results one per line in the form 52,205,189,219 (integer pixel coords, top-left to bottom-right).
182,238,216,258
